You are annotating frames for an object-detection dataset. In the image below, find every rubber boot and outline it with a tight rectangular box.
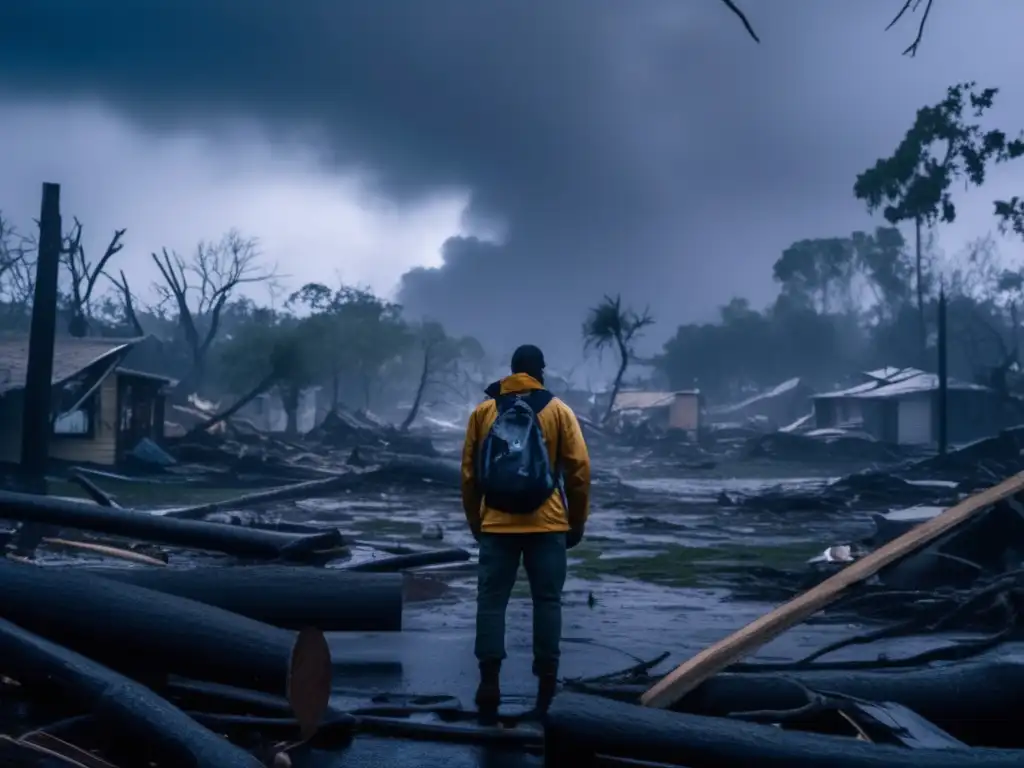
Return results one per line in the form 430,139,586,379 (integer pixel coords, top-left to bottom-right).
533,659,559,716
475,660,501,724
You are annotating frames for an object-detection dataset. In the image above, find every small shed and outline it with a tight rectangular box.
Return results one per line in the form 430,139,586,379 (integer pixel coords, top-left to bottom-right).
611,390,702,431
0,335,172,466
813,367,1001,446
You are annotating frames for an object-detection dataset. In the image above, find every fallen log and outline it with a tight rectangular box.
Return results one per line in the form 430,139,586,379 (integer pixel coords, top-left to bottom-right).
0,489,341,561
162,457,461,522
161,474,358,520
0,615,263,768
165,679,295,717
544,692,1024,768
83,566,403,631
580,654,1024,747
67,471,120,508
689,654,1024,748
343,548,471,572
642,471,1024,708
0,558,332,732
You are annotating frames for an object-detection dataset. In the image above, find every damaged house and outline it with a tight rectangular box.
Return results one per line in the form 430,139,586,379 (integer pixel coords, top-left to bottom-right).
0,335,172,466
610,390,702,432
812,367,1004,446
707,377,814,430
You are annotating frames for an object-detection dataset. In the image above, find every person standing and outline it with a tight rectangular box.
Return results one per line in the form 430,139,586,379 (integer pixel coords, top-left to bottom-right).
460,344,591,720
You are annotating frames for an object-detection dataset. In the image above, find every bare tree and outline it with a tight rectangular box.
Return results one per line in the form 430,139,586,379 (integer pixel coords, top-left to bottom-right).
60,217,126,336
399,322,473,432
104,269,145,336
0,213,37,327
151,230,274,393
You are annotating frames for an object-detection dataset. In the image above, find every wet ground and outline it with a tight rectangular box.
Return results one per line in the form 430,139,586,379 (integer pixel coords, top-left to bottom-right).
41,444,981,767
52,446,899,646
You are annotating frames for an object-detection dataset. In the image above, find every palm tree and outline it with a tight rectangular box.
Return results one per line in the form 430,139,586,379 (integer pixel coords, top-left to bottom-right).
583,295,654,425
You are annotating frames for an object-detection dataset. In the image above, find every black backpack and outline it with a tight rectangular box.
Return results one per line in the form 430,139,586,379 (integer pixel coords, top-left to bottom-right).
477,390,557,514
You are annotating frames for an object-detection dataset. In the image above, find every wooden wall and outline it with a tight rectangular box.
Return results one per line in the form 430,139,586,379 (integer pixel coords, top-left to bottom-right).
668,393,701,431
0,375,119,466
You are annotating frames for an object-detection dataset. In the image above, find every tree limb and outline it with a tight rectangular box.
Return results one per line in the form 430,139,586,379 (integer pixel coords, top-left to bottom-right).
718,0,759,42
721,0,938,55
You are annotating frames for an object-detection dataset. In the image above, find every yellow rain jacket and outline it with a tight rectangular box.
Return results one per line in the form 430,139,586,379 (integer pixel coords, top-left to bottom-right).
461,373,591,534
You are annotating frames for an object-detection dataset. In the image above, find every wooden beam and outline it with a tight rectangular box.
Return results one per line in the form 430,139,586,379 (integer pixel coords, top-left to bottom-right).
641,471,1024,709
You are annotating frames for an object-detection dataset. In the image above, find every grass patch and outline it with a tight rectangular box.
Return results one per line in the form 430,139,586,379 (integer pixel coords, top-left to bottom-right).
567,540,820,588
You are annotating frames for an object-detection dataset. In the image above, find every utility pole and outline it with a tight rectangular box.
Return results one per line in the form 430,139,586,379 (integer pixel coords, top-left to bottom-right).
12,183,62,555
937,287,948,455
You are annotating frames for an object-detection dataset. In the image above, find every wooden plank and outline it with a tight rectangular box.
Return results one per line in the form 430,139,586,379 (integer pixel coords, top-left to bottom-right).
19,732,118,768
41,538,167,567
640,470,1024,709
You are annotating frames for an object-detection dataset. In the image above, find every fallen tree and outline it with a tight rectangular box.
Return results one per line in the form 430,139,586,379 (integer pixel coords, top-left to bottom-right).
571,654,1024,747
342,548,471,573
0,615,263,768
0,558,332,728
84,566,404,631
0,489,341,561
545,692,1024,768
161,458,461,521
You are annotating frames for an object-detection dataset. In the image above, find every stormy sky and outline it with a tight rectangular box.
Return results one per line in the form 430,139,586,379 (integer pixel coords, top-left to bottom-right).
1,1,1023,362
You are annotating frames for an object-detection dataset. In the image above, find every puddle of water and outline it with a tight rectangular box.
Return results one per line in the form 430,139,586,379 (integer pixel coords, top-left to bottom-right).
622,476,836,499
883,505,944,521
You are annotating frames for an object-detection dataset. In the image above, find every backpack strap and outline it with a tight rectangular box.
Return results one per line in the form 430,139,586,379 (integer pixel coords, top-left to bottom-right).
522,390,561,484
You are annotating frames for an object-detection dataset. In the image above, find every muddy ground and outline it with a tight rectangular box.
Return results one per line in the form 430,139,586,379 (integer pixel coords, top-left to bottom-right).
51,430,910,667
39,431,1001,768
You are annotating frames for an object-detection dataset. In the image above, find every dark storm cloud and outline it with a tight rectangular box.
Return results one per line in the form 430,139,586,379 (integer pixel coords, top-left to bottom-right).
1,1,1022,358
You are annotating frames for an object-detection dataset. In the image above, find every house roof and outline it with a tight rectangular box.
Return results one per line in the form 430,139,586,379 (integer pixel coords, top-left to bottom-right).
709,377,802,415
855,372,989,399
814,366,989,400
612,390,698,411
116,367,177,386
0,334,145,395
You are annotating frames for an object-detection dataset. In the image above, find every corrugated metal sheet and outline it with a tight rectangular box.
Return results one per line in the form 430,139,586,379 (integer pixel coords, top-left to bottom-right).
612,390,698,411
813,367,987,400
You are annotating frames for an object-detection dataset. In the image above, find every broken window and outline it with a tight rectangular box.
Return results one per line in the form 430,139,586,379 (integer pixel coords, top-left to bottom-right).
53,394,96,438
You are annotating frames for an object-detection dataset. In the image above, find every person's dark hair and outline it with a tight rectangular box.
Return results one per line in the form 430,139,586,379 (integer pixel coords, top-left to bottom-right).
511,344,545,383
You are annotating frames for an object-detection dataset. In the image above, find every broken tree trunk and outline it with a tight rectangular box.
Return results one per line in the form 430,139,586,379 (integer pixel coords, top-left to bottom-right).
162,474,356,520
399,346,431,432
641,471,1024,709
186,373,277,437
160,457,461,522
0,489,341,560
83,566,403,631
545,693,1024,768
0,558,332,730
0,615,263,768
342,548,471,573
